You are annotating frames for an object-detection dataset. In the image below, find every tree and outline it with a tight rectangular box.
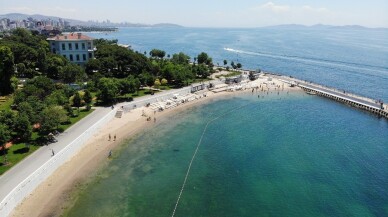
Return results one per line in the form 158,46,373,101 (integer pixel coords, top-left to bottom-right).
72,91,82,112
236,63,242,69
0,110,16,130
0,46,15,95
0,124,11,164
17,102,37,124
61,64,86,84
14,113,32,142
223,60,227,66
171,52,190,65
139,72,155,87
96,77,119,104
231,61,236,69
154,79,161,88
39,106,68,135
83,89,93,107
45,90,68,106
193,64,210,78
85,58,101,75
150,49,166,59
16,63,26,77
197,52,212,65
161,78,168,86
46,55,67,80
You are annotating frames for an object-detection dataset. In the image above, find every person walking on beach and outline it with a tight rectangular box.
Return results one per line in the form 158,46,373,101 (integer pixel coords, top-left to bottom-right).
108,150,112,158
154,117,156,123
51,149,55,156
109,134,111,141
114,134,116,141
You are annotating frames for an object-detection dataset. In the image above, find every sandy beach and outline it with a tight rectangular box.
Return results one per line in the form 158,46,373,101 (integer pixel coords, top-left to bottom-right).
11,75,296,217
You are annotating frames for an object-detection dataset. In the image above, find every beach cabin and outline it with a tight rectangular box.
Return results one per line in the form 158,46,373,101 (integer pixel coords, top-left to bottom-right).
225,75,243,84
191,83,206,93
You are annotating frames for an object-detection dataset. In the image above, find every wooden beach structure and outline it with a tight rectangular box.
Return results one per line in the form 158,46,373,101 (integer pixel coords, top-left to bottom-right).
274,75,388,119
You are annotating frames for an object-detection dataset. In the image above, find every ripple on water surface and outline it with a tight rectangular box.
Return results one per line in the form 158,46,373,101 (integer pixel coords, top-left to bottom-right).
65,92,388,217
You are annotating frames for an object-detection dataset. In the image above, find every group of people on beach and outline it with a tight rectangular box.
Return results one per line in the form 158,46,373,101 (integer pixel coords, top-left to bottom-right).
108,134,116,141
107,134,117,158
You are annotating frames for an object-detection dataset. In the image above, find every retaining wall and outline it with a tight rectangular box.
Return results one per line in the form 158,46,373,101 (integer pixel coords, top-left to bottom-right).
0,109,117,217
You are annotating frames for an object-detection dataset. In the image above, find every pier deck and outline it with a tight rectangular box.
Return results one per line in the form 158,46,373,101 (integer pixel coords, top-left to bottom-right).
272,74,388,119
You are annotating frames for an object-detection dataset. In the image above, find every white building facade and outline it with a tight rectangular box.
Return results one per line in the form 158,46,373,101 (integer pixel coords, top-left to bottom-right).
47,33,95,65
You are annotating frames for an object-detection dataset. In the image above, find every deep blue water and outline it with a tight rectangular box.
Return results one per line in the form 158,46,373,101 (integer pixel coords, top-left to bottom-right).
88,27,388,102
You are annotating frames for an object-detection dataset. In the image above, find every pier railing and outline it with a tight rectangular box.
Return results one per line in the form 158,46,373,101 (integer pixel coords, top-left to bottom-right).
0,109,117,217
268,73,388,118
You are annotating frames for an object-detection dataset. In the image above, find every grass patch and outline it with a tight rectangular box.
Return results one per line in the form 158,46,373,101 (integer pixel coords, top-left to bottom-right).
193,78,213,83
215,71,242,78
0,143,39,175
0,108,95,175
126,89,160,98
59,108,94,132
0,95,13,111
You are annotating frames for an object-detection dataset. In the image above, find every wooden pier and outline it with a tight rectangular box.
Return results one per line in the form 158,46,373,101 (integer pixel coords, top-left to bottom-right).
273,75,388,119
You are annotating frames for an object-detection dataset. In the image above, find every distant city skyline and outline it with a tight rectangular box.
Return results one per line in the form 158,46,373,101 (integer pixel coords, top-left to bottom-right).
1,0,387,28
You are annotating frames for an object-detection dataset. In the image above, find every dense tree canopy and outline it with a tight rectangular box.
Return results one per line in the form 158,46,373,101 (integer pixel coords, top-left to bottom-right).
150,49,166,59
0,46,15,95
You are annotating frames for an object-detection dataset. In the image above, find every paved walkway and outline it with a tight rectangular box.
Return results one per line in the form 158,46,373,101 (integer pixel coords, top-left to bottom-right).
0,86,193,204
0,107,112,200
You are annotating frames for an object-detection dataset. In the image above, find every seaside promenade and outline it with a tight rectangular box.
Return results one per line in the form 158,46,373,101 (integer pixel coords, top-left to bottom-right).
0,86,192,217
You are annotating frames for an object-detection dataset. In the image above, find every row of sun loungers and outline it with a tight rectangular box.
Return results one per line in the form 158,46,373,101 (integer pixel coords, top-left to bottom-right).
148,93,202,111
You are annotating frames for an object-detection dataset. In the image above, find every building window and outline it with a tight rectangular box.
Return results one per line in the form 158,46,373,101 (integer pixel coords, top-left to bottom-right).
62,43,65,50
70,54,73,61
88,52,92,58
75,43,79,50
76,54,80,61
82,43,85,50
83,54,86,61
52,43,55,46
68,43,72,50
87,42,91,49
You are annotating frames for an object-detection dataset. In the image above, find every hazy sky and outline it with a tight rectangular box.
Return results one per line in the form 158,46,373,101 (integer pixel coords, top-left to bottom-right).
1,0,387,27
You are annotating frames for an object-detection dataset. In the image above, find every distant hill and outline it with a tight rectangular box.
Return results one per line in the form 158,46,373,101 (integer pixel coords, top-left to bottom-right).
264,24,387,30
0,13,183,28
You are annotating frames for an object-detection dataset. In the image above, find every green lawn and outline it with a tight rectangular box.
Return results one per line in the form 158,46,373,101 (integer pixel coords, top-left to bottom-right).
0,95,13,111
0,143,39,175
0,108,95,176
59,108,95,132
121,89,160,99
215,71,242,78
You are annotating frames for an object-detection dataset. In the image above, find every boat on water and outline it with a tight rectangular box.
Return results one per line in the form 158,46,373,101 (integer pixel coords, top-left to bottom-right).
306,91,316,95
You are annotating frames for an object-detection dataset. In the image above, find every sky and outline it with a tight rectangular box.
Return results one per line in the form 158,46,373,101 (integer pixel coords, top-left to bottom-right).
1,0,387,28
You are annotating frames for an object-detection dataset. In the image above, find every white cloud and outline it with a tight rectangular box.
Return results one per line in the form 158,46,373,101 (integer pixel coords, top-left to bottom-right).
252,2,329,14
301,5,328,13
245,2,333,27
257,2,290,13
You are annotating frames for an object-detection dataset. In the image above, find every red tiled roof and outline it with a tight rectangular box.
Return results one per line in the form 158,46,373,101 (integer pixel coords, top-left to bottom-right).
48,33,94,41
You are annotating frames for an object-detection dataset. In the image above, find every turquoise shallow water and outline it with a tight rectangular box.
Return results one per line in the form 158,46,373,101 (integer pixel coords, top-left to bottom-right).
66,92,388,217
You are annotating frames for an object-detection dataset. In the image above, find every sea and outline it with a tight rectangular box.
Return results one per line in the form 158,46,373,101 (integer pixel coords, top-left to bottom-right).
65,27,388,217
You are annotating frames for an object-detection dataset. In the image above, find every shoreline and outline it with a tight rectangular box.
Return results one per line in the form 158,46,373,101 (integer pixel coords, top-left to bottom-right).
11,76,298,217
